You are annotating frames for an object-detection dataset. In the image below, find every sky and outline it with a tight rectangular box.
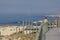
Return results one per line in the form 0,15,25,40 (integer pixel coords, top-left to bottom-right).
0,0,60,14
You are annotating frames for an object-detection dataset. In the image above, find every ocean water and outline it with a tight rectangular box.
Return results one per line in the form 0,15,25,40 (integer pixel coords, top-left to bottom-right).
0,13,53,26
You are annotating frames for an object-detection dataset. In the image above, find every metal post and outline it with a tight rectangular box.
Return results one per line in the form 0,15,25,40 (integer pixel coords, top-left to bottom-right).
36,21,37,32
23,21,24,32
28,20,31,34
26,20,27,34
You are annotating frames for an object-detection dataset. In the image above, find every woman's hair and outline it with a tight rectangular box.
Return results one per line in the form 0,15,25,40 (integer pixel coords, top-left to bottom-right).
44,17,47,19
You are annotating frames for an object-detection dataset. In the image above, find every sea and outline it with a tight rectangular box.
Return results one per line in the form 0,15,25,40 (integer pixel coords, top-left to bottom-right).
0,13,55,26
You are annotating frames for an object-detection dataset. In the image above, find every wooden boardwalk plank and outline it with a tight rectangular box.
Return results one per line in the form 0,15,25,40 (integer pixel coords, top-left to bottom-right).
46,28,60,40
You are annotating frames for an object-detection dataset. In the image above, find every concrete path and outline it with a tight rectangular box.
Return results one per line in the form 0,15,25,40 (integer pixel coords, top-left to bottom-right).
46,28,60,40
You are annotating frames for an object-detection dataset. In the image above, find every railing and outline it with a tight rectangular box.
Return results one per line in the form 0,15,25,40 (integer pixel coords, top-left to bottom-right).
35,22,49,40
35,23,43,40
0,20,53,40
20,20,49,40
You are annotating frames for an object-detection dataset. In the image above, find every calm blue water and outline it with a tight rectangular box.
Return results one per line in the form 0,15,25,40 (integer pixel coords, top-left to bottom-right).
0,13,55,26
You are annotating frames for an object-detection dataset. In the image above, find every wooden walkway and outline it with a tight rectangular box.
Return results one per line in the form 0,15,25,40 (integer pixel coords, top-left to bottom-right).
46,28,60,40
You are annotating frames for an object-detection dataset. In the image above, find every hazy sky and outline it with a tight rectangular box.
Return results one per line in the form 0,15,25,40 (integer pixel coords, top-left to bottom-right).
0,0,60,14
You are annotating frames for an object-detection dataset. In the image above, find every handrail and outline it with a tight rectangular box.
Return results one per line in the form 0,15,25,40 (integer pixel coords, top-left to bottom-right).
35,22,48,40
35,23,44,40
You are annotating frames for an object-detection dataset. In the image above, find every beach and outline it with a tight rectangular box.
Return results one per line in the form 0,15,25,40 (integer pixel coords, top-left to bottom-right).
0,25,38,40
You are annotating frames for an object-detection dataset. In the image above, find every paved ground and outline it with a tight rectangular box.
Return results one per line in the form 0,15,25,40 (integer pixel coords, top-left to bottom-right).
46,28,60,40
